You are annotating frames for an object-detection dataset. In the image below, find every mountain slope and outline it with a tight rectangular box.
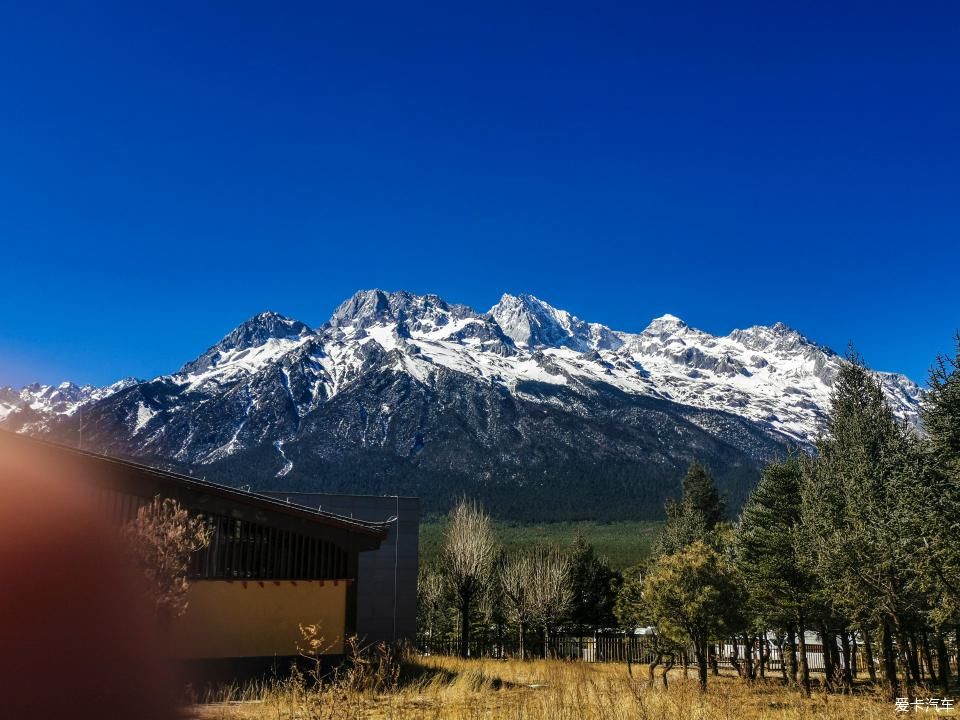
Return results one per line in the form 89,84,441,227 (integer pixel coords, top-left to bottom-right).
2,289,923,520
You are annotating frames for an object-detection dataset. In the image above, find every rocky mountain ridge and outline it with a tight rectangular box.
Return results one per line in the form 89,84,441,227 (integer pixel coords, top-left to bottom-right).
1,290,923,519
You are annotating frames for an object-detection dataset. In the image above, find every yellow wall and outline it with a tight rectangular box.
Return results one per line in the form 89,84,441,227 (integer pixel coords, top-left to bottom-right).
168,580,348,658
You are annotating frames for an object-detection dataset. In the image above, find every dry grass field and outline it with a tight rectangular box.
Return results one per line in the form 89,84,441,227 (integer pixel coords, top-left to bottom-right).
191,655,932,720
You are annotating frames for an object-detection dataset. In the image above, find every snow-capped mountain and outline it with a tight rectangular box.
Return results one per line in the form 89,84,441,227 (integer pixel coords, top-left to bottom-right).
490,293,920,442
0,379,139,429
2,290,923,520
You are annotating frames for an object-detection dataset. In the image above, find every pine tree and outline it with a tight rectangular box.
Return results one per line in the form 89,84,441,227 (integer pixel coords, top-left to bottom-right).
681,461,726,529
799,351,921,698
643,540,743,691
925,333,960,465
567,530,623,632
734,456,814,694
914,335,960,624
654,461,725,557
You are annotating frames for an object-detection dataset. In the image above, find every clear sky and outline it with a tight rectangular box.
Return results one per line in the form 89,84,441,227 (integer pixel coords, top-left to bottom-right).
1,1,957,388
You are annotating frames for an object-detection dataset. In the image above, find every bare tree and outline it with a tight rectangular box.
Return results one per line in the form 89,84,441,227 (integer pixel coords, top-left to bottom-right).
441,498,497,658
499,552,535,659
418,565,446,648
123,496,211,623
529,546,573,658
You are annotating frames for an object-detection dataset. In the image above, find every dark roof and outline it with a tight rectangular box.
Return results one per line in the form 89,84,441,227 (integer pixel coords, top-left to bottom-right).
0,430,388,541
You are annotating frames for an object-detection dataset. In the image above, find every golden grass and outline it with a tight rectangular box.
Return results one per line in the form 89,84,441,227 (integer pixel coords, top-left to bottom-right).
191,655,946,720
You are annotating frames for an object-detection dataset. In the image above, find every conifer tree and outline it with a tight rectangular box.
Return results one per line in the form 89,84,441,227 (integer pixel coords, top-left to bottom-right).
734,456,814,694
681,461,726,529
614,562,683,687
654,461,724,557
800,351,920,698
914,336,960,623
643,540,742,691
567,531,622,631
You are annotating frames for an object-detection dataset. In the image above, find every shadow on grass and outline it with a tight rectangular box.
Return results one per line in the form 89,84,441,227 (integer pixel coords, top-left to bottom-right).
398,658,518,691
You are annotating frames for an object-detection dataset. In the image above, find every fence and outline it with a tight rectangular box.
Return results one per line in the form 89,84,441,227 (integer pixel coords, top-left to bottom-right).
420,632,959,681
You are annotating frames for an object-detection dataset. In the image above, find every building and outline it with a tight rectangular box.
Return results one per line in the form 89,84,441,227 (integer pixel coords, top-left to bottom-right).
262,492,419,646
0,431,393,679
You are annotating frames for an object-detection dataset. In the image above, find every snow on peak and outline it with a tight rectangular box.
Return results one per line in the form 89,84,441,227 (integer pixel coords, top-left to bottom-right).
643,313,689,335
489,293,565,347
328,289,478,332
726,322,826,357
223,311,311,348
2,289,925,451
489,293,621,352
328,289,514,354
180,311,312,376
328,289,393,330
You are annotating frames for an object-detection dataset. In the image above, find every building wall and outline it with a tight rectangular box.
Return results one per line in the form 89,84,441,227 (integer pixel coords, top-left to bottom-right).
264,493,419,644
168,580,348,658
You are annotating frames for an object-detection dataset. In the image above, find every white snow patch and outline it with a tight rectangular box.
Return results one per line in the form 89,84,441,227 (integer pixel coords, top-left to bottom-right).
365,323,399,351
134,402,157,433
274,440,293,477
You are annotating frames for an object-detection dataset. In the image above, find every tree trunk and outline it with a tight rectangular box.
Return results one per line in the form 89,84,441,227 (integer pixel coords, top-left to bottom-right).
956,626,960,674
936,632,952,692
709,643,720,676
518,620,525,660
460,601,471,658
863,626,878,683
775,636,787,682
742,633,755,682
662,653,675,688
899,637,916,698
797,612,811,697
820,623,835,691
921,629,937,686
905,633,922,686
880,617,900,699
786,628,798,683
729,637,742,677
839,627,853,692
681,648,689,678
648,651,662,687
850,630,859,678
695,640,709,692
759,636,768,680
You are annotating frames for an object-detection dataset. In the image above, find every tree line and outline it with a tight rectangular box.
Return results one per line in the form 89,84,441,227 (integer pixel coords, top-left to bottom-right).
420,337,960,697
418,500,624,661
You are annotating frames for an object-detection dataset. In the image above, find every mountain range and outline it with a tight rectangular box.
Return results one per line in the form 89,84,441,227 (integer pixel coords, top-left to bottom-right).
0,290,923,520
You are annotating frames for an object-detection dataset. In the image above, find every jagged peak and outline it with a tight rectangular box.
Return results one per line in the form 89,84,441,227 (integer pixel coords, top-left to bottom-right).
492,292,552,310
491,293,575,347
216,310,312,349
727,321,824,354
490,292,624,351
327,289,482,340
644,313,689,334
329,289,391,326
179,310,312,375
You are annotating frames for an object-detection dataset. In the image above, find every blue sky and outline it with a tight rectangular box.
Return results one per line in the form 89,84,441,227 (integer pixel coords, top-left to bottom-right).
1,1,957,388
